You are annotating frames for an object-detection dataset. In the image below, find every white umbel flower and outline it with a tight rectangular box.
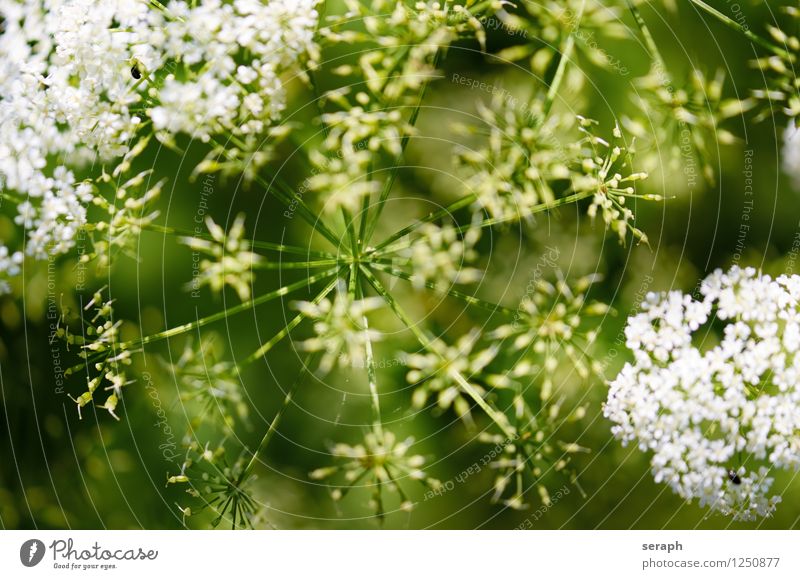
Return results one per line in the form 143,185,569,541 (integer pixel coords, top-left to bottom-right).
605,266,800,520
0,0,319,286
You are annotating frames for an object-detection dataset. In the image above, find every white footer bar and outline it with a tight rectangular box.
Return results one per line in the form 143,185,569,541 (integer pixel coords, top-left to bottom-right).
1,531,796,578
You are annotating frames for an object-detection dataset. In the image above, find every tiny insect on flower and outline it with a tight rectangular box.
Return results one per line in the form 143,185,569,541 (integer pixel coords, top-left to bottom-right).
728,470,742,485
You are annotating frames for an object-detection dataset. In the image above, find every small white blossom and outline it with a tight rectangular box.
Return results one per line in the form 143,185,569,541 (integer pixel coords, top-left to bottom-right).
0,247,23,295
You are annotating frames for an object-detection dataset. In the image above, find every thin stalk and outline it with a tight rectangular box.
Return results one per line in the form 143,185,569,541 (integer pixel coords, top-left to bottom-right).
626,0,669,76
303,66,350,255
368,194,477,254
121,267,339,349
455,190,595,232
374,190,595,257
359,265,515,439
543,34,575,117
0,191,23,204
209,133,340,249
363,50,443,247
356,277,383,439
143,222,337,259
357,188,371,252
254,171,344,250
251,259,341,270
204,134,340,249
369,263,517,316
342,206,359,258
241,274,342,366
686,0,789,57
237,352,318,486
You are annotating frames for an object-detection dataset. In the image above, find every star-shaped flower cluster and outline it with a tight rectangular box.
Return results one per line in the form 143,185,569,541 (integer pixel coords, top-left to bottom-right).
293,283,384,374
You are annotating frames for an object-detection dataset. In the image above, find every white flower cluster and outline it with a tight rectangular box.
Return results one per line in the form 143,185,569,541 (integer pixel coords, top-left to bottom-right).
310,0,496,215
148,0,318,145
58,289,132,420
491,273,607,399
0,0,318,285
324,0,491,100
1,1,156,267
170,333,248,425
625,68,752,185
751,7,800,119
605,266,800,520
455,104,652,240
308,106,404,214
496,0,631,77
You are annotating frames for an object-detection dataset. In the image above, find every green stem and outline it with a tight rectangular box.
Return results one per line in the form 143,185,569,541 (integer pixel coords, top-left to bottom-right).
626,0,670,76
342,206,359,257
121,268,339,349
241,274,342,366
359,265,514,439
368,194,477,254
543,34,574,117
460,190,594,232
374,190,595,257
207,133,340,249
251,259,341,270
357,187,371,253
363,49,443,247
356,279,384,439
254,171,344,250
237,352,319,486
369,263,517,316
685,0,789,57
0,191,24,204
143,222,337,259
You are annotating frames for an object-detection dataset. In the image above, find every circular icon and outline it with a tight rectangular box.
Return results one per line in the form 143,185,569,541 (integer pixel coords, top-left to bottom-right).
19,539,46,567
